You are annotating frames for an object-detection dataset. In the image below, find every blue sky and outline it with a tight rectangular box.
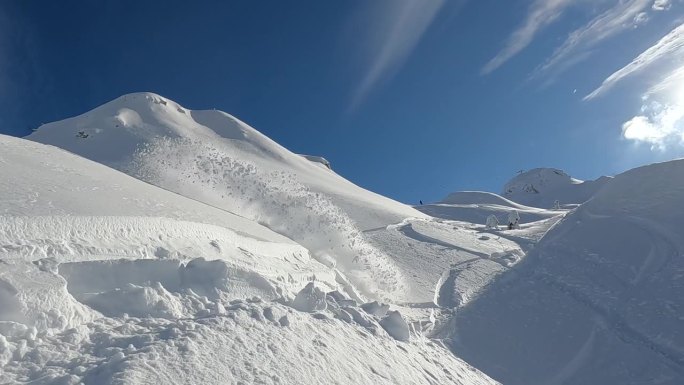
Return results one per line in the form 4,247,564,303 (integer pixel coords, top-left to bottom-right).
1,0,684,204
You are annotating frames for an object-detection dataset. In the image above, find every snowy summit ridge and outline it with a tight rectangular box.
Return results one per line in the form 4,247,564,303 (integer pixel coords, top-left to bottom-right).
502,167,610,208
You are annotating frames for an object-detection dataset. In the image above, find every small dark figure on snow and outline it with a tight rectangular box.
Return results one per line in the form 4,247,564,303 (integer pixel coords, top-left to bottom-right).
419,200,423,205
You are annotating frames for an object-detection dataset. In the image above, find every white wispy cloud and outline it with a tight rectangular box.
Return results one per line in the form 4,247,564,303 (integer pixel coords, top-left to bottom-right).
482,0,576,75
585,22,684,100
621,101,684,149
348,0,446,111
652,0,672,11
620,64,684,148
535,0,651,77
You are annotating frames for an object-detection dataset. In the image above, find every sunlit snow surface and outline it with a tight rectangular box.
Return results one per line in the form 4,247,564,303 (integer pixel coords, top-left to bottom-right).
1,92,680,384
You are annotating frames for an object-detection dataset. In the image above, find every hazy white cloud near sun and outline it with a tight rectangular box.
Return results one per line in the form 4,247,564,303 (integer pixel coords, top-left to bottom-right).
347,0,447,111
585,22,684,100
622,99,684,149
622,62,684,149
585,22,684,149
482,0,575,74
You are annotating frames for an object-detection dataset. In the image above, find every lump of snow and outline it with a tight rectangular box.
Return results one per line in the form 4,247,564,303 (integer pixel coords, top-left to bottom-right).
335,309,353,323
342,306,376,329
485,214,499,229
263,307,276,322
299,154,332,170
326,290,348,303
379,311,410,342
360,301,390,317
292,282,327,313
312,313,329,320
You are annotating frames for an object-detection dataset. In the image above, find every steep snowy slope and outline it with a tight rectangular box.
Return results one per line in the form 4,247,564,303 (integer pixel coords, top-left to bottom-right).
28,93,429,303
28,93,422,229
502,168,610,208
0,134,499,385
450,159,684,385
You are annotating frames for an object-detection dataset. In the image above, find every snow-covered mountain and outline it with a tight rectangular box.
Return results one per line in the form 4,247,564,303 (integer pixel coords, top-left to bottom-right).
28,93,428,303
3,93,520,384
3,92,683,385
502,167,611,208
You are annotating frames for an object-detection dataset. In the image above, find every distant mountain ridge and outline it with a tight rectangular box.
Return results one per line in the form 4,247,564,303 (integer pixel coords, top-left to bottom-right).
501,167,611,208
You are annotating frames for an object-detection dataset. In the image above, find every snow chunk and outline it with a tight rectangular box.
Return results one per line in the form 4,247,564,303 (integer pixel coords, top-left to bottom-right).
485,214,499,229
360,301,390,318
379,311,410,342
292,282,327,313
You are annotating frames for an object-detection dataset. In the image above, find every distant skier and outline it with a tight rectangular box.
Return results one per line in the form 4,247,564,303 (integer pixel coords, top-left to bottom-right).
553,200,561,210
419,200,423,205
507,210,520,230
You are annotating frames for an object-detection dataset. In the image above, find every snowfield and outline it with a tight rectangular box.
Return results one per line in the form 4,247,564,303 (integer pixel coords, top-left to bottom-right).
1,92,682,384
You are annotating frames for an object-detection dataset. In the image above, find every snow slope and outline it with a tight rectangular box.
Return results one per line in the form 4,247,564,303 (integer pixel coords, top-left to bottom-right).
20,91,682,385
0,134,499,384
502,168,610,208
28,93,428,303
450,160,684,385
1,94,518,384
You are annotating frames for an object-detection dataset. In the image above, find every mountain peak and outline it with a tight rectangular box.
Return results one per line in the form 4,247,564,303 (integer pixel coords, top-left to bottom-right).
501,167,608,208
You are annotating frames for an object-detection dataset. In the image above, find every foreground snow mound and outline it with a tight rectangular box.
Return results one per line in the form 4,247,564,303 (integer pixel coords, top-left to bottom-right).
451,159,684,385
28,92,427,301
502,168,610,208
0,295,498,385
